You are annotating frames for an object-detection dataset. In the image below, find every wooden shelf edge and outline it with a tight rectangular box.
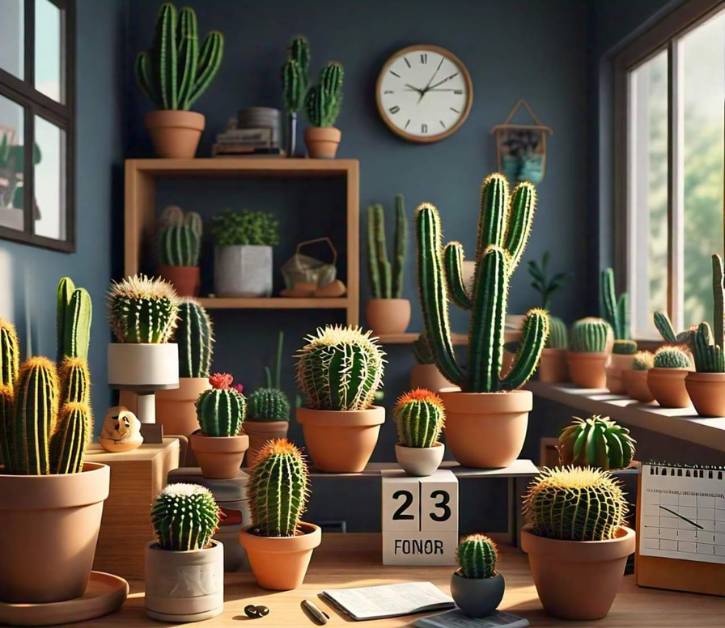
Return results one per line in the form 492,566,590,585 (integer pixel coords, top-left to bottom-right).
197,297,349,310
125,157,359,176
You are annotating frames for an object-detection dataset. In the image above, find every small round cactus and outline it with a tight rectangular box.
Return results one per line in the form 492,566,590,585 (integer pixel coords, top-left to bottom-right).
394,389,445,448
570,317,611,353
654,346,691,369
249,387,290,421
457,534,497,579
613,339,637,355
196,373,246,436
151,483,220,551
546,317,568,350
558,415,635,470
632,351,654,371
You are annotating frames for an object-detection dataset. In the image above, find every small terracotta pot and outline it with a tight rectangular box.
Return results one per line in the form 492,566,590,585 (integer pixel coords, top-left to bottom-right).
450,572,505,618
239,522,321,590
605,354,635,394
538,348,568,384
145,110,205,158
365,298,411,336
304,126,341,159
521,525,635,620
159,265,200,297
190,432,249,479
0,462,110,603
567,352,609,389
623,369,654,402
685,372,725,417
395,443,444,477
156,377,209,436
410,364,453,392
296,406,385,472
648,368,692,408
438,389,530,468
243,420,289,466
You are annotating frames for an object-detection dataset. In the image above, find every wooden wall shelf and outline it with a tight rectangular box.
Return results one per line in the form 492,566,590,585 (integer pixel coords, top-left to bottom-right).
377,330,518,344
198,297,349,310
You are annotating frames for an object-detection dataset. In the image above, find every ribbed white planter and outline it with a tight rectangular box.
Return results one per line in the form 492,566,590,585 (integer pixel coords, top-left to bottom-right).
214,245,272,297
107,343,179,389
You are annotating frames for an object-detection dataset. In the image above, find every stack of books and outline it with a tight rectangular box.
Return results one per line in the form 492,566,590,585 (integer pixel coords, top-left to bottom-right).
212,107,284,157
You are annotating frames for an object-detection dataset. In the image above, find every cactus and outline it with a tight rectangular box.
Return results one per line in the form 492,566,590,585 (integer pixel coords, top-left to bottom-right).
249,439,309,537
457,534,497,579
600,268,630,340
196,373,246,436
632,351,654,371
305,61,344,127
570,317,610,353
413,333,435,364
295,325,385,411
613,339,637,355
394,389,445,448
59,357,90,405
653,346,691,369
558,415,635,470
108,274,179,343
690,254,725,373
0,319,19,387
367,194,407,299
151,483,220,551
176,299,214,378
523,466,628,541
56,276,92,362
653,311,693,344
50,402,91,474
0,384,14,469
282,36,310,113
159,209,202,267
135,3,224,111
416,174,549,392
546,317,568,350
249,387,290,421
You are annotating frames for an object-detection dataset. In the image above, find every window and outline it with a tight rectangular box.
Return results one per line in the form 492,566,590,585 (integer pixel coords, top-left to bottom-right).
0,0,75,251
615,1,724,339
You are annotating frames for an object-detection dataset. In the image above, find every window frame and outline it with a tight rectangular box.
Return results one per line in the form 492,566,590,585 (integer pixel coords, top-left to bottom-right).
0,0,75,253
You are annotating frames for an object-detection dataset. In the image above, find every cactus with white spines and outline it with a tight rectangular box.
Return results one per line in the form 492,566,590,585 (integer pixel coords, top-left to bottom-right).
196,373,246,436
457,534,497,579
305,61,344,127
51,402,91,474
176,299,214,378
632,351,654,371
570,317,610,353
653,346,691,369
367,194,407,299
690,254,725,373
57,276,92,362
59,357,90,405
151,483,220,551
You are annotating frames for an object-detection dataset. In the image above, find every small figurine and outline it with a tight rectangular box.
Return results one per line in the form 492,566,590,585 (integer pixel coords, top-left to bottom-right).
99,406,143,452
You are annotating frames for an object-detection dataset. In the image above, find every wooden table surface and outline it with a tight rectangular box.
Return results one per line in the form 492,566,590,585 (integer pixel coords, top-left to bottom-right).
92,533,724,627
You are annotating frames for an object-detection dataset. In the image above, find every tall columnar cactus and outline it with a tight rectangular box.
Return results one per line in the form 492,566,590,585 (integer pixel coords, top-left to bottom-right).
50,402,91,474
0,383,13,468
108,274,179,343
0,319,19,387
416,174,549,392
56,276,92,362
546,317,568,350
249,439,309,537
159,209,202,267
367,194,407,299
457,534,497,579
135,3,224,111
295,325,385,411
600,268,630,340
523,466,628,541
394,389,445,448
653,311,692,344
176,299,214,378
558,415,636,470
282,35,310,112
151,483,220,551
59,357,90,405
196,373,246,436
305,61,344,127
570,317,610,353
691,254,725,373
654,346,691,369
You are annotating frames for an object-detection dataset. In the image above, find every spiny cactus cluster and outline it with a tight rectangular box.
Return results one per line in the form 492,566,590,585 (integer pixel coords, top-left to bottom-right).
558,415,635,470
394,389,445,448
457,534,497,579
613,339,637,355
175,299,214,378
653,311,692,344
632,351,654,371
546,317,568,350
135,3,224,111
570,317,610,353
523,466,628,541
296,325,385,411
211,209,280,247
151,483,220,551
108,274,179,343
57,277,92,363
305,61,344,127
416,174,549,392
249,331,290,422
196,373,246,436
249,439,309,537
159,206,202,267
367,194,407,299
600,268,630,341
690,254,724,373
281,35,310,113
654,346,691,369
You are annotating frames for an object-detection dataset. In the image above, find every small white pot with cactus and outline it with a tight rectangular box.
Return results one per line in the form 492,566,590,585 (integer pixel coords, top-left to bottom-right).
450,534,504,618
394,389,445,477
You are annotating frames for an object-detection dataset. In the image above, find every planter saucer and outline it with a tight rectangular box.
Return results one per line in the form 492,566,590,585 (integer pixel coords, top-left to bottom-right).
0,571,128,626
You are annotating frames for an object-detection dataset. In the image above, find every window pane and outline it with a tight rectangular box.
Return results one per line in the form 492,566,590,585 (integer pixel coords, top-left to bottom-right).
35,0,63,102
0,0,24,79
681,10,725,329
628,50,669,338
33,114,65,240
0,95,25,231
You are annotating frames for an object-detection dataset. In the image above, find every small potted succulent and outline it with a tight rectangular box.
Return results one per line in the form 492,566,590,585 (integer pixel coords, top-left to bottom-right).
538,316,569,383
648,346,692,408
450,534,504,618
281,36,309,157
135,3,224,158
410,333,453,391
521,466,634,620
304,61,344,158
157,206,203,297
240,439,321,590
600,268,637,394
211,209,280,297
156,298,214,436
191,373,248,479
558,415,636,470
145,484,223,622
394,389,445,476
567,317,611,389
296,325,385,472
623,351,654,402
365,195,410,335
606,339,637,394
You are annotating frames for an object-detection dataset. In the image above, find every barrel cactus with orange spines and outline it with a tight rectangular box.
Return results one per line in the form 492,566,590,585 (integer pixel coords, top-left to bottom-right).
394,389,445,448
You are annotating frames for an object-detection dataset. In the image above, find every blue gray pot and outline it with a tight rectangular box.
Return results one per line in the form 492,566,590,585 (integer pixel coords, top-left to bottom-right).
450,571,505,618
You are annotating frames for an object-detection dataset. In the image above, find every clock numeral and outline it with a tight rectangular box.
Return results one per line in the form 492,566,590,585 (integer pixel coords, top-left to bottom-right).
450,107,461,113
421,123,428,134
404,57,411,68
420,53,428,64
390,70,401,78
439,120,446,128
384,90,394,95
389,105,400,114
404,119,411,130
454,90,463,95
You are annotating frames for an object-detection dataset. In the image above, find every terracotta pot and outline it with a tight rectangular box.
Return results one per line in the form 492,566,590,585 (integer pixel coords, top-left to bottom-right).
304,126,341,159
623,369,654,402
410,364,453,392
0,462,110,603
538,348,568,384
243,420,289,466
159,265,200,297
190,432,249,479
566,352,609,389
145,540,224,622
395,443,444,477
438,389,530,468
450,572,505,618
156,377,209,436
296,406,385,472
239,522,321,590
144,110,205,159
521,525,635,620
365,298,411,336
648,368,692,408
685,372,725,417
605,354,635,394
107,343,179,389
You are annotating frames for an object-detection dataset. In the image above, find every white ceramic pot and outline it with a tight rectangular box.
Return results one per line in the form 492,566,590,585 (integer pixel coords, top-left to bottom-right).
395,443,444,476
214,245,272,297
107,343,179,389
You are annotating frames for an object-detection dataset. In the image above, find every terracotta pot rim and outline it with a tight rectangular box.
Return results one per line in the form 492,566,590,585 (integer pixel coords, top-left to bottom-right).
244,419,290,430
146,539,221,555
542,347,565,355
521,525,635,560
305,126,340,136
144,109,205,129
686,372,725,382
650,367,691,374
296,405,385,426
367,297,410,304
190,432,249,453
395,442,443,451
627,369,649,378
438,388,532,413
567,351,609,359
239,522,321,553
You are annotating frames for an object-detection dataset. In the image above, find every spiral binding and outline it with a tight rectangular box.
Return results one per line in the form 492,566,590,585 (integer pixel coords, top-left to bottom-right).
645,460,724,479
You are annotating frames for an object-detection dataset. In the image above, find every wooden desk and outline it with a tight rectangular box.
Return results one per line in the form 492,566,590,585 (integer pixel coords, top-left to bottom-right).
88,533,724,627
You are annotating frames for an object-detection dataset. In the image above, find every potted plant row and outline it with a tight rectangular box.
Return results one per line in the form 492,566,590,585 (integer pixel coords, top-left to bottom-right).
157,205,203,297
394,389,445,477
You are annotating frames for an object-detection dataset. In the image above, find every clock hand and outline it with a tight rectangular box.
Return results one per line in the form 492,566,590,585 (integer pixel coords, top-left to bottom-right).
404,83,424,95
658,505,703,529
418,57,445,103
428,73,460,91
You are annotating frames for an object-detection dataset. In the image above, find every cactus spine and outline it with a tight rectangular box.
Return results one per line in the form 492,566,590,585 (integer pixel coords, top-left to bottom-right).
416,174,549,392
176,299,214,378
0,319,19,387
249,439,309,537
558,415,636,470
394,389,445,448
654,346,691,369
151,483,220,551
367,194,407,299
570,317,610,353
59,357,90,405
159,208,202,267
600,268,630,340
457,534,497,579
56,276,92,362
690,254,725,373
546,317,568,350
196,373,246,436
305,61,344,127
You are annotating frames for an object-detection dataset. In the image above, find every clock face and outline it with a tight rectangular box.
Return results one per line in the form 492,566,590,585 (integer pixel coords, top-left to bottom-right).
376,45,473,143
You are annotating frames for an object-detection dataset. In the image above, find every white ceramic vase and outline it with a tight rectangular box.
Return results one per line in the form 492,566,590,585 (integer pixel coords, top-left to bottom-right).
395,443,445,476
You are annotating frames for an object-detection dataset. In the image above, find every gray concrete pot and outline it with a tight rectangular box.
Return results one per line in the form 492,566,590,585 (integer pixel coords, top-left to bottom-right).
214,245,272,297
450,571,505,618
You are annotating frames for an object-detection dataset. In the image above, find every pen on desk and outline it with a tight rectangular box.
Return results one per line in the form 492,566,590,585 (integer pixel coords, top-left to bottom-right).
301,599,330,625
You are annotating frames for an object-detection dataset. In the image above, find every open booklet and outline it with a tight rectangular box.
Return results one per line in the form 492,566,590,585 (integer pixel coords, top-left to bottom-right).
319,582,454,620
415,610,530,628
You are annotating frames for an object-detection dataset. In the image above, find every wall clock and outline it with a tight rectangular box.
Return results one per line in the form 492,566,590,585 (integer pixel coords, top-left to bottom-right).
376,45,473,143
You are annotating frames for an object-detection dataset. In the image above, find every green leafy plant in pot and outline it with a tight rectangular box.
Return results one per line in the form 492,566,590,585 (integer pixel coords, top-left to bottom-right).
157,205,203,297
410,333,453,391
450,534,504,618
648,345,693,408
135,2,224,157
415,173,549,468
304,61,344,158
394,389,445,476
281,35,310,157
566,317,611,389
600,268,636,394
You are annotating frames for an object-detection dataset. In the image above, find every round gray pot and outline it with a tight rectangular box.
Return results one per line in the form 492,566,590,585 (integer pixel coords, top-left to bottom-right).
450,571,505,618
214,245,273,297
